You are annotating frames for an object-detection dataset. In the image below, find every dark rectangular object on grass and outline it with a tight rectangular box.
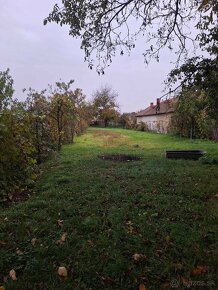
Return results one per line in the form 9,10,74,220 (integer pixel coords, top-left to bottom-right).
166,150,206,160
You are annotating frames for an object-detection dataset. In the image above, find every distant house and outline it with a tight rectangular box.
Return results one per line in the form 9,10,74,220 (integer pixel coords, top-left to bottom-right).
136,97,178,133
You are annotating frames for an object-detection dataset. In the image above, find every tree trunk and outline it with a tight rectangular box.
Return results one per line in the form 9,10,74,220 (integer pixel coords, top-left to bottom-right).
212,126,218,142
104,119,108,127
190,118,194,139
57,106,62,151
35,117,41,163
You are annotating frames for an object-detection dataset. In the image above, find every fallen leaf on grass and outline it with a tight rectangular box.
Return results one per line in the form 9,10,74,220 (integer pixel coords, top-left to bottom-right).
88,240,94,247
139,283,146,290
155,249,164,258
191,265,208,275
58,266,68,278
61,232,68,241
56,232,68,245
132,253,147,262
16,249,23,255
0,286,5,290
207,194,218,202
57,219,64,227
9,269,17,281
151,212,159,218
31,238,37,246
0,241,6,245
126,220,137,234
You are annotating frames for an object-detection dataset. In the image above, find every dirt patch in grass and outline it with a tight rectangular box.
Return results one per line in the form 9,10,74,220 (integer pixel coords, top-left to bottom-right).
92,130,129,147
4,191,31,208
92,130,122,138
98,154,142,162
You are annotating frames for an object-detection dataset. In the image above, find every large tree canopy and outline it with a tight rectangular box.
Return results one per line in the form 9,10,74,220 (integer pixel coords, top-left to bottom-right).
92,86,119,127
45,0,217,73
165,2,218,139
0,69,14,110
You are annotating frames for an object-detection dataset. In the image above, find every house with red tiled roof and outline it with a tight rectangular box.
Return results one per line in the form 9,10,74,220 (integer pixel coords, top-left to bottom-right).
136,97,178,133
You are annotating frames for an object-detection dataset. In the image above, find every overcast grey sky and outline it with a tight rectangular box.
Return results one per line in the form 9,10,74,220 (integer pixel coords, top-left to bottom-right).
1,0,183,112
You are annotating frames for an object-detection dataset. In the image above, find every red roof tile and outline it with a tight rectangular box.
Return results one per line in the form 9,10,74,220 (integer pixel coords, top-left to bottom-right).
136,97,178,117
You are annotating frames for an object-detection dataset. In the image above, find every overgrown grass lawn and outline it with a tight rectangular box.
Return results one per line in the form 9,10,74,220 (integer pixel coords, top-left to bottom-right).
1,128,218,289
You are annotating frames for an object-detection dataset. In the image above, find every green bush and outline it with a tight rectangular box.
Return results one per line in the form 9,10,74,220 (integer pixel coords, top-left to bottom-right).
0,70,91,204
137,121,149,132
0,104,37,202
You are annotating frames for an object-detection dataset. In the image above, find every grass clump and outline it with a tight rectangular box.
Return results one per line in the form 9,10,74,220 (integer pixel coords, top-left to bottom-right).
199,154,218,165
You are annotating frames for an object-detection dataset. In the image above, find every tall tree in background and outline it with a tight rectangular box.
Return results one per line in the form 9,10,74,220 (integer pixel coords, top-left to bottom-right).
0,68,14,110
25,89,55,163
119,112,137,129
48,80,89,150
92,86,119,127
45,0,217,73
169,88,214,139
166,2,218,139
72,88,92,135
49,82,74,151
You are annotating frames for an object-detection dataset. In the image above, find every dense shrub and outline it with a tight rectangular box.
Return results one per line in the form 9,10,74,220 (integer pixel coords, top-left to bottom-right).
119,113,137,129
168,88,218,140
0,70,91,203
0,101,36,202
136,121,150,132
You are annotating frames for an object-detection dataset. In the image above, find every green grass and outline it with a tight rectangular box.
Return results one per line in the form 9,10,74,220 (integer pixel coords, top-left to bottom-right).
0,128,218,289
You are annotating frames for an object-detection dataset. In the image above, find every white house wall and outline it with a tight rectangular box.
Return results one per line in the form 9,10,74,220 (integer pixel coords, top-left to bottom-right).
136,113,173,133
